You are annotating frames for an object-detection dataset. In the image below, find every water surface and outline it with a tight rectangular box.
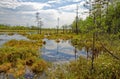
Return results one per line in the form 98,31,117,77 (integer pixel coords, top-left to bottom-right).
41,38,87,63
0,33,29,47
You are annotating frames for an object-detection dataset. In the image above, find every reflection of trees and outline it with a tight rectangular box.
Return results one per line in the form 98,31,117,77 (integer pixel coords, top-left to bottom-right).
56,39,60,54
74,47,77,60
42,41,46,53
71,39,78,60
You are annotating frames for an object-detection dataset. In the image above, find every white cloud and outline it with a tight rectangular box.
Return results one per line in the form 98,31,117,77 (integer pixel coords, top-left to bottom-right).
20,2,51,10
37,9,60,28
40,9,75,28
72,0,82,2
0,0,51,10
58,1,88,16
65,0,82,2
59,1,86,12
47,0,58,4
0,0,20,9
59,12,76,26
0,13,34,26
20,11,35,14
0,0,88,28
59,4,76,12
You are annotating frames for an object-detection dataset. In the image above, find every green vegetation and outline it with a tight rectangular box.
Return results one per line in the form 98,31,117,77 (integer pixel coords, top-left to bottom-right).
0,24,36,30
46,0,120,78
46,33,120,79
72,0,120,34
0,0,120,79
0,40,47,78
47,55,120,79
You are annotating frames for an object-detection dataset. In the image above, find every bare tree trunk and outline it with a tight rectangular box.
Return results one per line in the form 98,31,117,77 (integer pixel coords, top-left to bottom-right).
91,32,95,74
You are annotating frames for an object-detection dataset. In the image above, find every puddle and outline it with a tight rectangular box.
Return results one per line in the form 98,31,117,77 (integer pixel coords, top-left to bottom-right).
41,38,87,63
0,33,29,47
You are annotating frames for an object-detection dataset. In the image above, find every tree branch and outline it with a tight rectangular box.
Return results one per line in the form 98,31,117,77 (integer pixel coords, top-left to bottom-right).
100,42,120,60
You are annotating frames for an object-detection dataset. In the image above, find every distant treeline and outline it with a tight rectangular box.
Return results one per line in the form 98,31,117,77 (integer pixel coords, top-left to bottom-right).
0,24,40,30
0,24,72,32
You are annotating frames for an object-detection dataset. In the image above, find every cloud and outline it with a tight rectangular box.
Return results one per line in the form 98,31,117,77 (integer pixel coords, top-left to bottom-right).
72,0,82,2
0,0,88,28
0,0,20,9
58,0,86,11
59,12,76,26
47,0,59,4
58,4,76,12
20,2,51,10
58,1,88,15
0,0,51,10
0,13,35,26
37,9,76,28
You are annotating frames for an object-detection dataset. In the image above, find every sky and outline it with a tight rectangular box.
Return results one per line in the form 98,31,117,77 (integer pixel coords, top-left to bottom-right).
0,0,88,28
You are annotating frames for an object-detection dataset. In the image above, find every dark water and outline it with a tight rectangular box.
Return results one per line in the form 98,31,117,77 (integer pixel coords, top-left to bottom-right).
41,38,87,63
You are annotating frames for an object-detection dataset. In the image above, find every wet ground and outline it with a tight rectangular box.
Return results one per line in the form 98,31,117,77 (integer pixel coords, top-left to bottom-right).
0,34,87,62
0,34,87,79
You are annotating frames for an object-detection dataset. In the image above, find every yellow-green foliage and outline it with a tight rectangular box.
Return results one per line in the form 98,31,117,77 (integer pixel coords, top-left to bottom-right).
31,59,47,74
7,32,14,36
4,39,42,50
0,63,12,73
46,33,120,79
46,34,73,40
0,40,47,78
18,32,29,36
47,55,120,79
27,34,44,40
0,47,38,64
94,54,120,79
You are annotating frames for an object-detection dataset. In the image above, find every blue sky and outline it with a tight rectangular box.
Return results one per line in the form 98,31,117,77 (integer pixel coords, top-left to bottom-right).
0,0,88,28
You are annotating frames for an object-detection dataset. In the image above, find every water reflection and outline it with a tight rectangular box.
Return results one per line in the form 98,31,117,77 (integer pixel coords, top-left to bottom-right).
41,39,87,63
0,34,29,47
